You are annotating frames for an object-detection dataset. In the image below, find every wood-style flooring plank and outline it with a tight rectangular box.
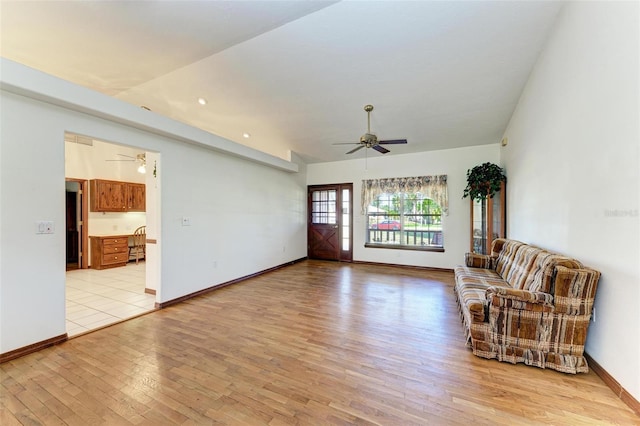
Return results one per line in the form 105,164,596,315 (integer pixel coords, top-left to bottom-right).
1,260,637,425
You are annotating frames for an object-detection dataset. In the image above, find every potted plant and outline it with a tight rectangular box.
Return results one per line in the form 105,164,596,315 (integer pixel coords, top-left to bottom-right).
463,162,506,201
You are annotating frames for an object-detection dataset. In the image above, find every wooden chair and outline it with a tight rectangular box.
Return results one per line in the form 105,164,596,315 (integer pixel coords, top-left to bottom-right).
129,226,146,264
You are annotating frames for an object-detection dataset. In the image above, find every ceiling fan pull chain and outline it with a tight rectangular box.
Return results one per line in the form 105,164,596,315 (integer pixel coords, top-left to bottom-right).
365,145,368,171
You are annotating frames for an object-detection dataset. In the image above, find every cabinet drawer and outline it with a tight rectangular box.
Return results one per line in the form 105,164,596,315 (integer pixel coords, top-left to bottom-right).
103,244,127,254
102,253,127,265
103,237,127,246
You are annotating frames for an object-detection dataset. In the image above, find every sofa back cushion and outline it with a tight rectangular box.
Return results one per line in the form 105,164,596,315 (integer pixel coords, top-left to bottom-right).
493,238,584,293
500,244,542,290
494,239,525,277
527,254,583,293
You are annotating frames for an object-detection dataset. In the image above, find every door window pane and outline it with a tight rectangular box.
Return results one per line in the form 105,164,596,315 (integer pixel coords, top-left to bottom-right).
311,190,337,224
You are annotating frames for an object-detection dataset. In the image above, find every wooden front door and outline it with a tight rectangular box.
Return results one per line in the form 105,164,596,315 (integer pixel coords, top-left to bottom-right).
308,184,353,261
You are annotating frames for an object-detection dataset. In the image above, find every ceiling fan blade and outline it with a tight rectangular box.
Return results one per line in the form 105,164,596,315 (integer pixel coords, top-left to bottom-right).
106,153,136,161
332,142,360,145
346,145,365,154
372,145,390,154
378,139,408,145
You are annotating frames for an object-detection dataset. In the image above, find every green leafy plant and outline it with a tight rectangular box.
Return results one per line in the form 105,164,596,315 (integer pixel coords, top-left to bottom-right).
463,162,506,201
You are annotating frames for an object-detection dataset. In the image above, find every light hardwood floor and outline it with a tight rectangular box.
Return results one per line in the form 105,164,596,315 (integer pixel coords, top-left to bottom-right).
1,260,637,425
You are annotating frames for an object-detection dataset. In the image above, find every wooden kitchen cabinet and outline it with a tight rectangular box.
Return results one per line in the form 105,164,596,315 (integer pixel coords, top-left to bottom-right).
90,179,145,212
127,183,146,211
90,179,126,212
90,235,130,269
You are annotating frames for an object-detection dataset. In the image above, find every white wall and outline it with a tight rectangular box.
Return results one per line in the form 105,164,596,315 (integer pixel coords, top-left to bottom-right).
0,70,306,353
501,2,639,401
307,144,501,269
1,92,67,350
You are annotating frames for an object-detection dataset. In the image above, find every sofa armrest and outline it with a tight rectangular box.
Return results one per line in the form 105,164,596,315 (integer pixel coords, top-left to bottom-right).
553,266,600,315
465,252,496,269
486,286,555,312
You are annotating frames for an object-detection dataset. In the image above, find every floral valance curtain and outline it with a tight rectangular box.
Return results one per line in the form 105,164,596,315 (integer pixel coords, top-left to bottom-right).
361,175,448,215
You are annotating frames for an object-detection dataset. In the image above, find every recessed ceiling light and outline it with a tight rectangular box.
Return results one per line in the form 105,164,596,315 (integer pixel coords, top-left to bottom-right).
197,97,207,105
242,132,251,139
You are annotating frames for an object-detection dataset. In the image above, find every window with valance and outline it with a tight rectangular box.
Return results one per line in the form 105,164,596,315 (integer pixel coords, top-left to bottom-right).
361,175,448,251
361,175,448,215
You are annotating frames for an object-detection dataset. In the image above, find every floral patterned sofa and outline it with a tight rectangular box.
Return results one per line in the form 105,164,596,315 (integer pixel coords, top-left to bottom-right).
454,238,601,373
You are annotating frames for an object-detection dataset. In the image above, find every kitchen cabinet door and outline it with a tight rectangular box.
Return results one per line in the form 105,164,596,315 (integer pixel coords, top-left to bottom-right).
90,179,127,212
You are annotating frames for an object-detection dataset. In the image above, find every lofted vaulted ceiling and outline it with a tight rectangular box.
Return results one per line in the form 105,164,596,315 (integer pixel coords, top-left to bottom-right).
0,1,563,163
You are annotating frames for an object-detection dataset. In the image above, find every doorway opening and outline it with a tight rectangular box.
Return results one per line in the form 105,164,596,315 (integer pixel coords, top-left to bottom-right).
64,132,160,337
307,183,353,261
65,179,88,271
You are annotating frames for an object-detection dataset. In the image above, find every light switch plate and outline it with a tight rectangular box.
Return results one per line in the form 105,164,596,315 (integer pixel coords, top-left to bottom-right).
36,221,54,234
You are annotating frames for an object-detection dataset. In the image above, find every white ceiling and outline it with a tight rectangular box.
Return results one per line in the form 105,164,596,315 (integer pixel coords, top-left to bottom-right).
1,1,563,163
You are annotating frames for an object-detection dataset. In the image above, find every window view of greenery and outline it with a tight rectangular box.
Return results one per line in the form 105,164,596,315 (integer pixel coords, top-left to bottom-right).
367,192,443,249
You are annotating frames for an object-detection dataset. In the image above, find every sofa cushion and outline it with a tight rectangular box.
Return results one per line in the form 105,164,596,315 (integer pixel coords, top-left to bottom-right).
464,252,495,269
494,239,525,277
454,266,509,323
528,255,583,293
496,243,583,292
501,244,542,290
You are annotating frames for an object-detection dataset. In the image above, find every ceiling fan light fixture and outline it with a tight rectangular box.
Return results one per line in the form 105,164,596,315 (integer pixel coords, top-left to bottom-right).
136,153,146,174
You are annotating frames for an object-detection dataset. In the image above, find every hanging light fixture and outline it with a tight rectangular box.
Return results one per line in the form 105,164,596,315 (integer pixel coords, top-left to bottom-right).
136,154,146,174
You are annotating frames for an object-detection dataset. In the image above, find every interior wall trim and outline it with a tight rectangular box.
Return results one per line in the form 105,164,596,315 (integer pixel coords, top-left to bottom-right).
585,352,640,416
352,260,453,273
0,334,68,364
156,257,308,309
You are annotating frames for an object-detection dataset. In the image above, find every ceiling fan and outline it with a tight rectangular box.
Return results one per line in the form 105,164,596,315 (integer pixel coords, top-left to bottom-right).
106,153,146,173
333,105,408,154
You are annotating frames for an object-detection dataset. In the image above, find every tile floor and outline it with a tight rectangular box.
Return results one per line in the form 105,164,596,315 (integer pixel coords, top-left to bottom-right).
66,262,156,337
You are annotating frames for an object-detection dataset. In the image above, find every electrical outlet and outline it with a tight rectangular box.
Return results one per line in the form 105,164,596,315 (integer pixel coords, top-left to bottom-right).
181,216,191,226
